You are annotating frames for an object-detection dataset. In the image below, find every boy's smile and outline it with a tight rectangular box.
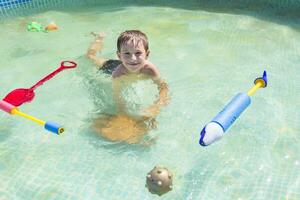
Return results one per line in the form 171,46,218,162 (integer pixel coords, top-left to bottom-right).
118,40,149,73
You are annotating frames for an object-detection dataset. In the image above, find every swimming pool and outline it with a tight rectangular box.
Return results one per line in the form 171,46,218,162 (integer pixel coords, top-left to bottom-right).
0,1,299,199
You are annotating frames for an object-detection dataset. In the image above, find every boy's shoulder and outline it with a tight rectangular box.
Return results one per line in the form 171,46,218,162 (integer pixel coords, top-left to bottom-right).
112,64,127,78
140,61,160,78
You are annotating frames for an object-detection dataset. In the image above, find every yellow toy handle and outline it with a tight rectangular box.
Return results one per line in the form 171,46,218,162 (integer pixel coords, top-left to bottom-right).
11,108,45,126
247,70,267,96
0,100,64,134
247,81,262,96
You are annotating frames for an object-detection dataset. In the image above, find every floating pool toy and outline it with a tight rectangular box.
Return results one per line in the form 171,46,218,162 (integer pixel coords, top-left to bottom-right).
45,23,58,31
27,22,45,32
27,22,58,32
0,100,64,134
146,166,173,196
1,61,77,134
3,61,77,106
199,71,268,146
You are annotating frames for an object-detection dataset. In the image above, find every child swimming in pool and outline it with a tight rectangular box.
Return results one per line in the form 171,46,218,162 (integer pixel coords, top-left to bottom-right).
86,30,169,144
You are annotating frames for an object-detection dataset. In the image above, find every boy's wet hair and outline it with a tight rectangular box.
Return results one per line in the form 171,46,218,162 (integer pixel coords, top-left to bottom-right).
117,30,149,52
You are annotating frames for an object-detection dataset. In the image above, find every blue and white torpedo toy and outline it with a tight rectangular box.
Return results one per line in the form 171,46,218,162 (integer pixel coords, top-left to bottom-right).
199,71,268,146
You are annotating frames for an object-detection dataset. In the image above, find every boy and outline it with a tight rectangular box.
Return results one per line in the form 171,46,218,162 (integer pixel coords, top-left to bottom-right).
86,30,169,143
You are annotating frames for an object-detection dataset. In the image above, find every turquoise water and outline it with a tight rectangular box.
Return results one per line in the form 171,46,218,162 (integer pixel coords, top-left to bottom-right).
0,4,299,199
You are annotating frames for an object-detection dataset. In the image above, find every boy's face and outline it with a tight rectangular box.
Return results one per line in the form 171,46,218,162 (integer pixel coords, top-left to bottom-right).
117,40,149,73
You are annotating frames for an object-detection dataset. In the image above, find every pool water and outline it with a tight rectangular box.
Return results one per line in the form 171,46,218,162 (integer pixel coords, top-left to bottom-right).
0,4,299,199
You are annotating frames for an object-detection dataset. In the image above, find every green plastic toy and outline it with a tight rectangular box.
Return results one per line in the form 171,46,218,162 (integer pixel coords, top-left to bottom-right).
27,22,48,32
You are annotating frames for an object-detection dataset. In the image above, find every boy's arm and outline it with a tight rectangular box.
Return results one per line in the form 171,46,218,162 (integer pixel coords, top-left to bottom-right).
141,78,169,118
145,64,170,106
141,65,170,118
112,78,127,114
153,78,169,106
86,32,107,68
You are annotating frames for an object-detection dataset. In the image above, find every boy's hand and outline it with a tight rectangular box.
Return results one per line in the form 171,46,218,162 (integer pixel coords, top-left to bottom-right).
141,104,160,118
90,32,106,40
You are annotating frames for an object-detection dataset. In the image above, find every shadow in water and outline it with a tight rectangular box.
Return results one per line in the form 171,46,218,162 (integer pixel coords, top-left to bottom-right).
78,116,156,155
